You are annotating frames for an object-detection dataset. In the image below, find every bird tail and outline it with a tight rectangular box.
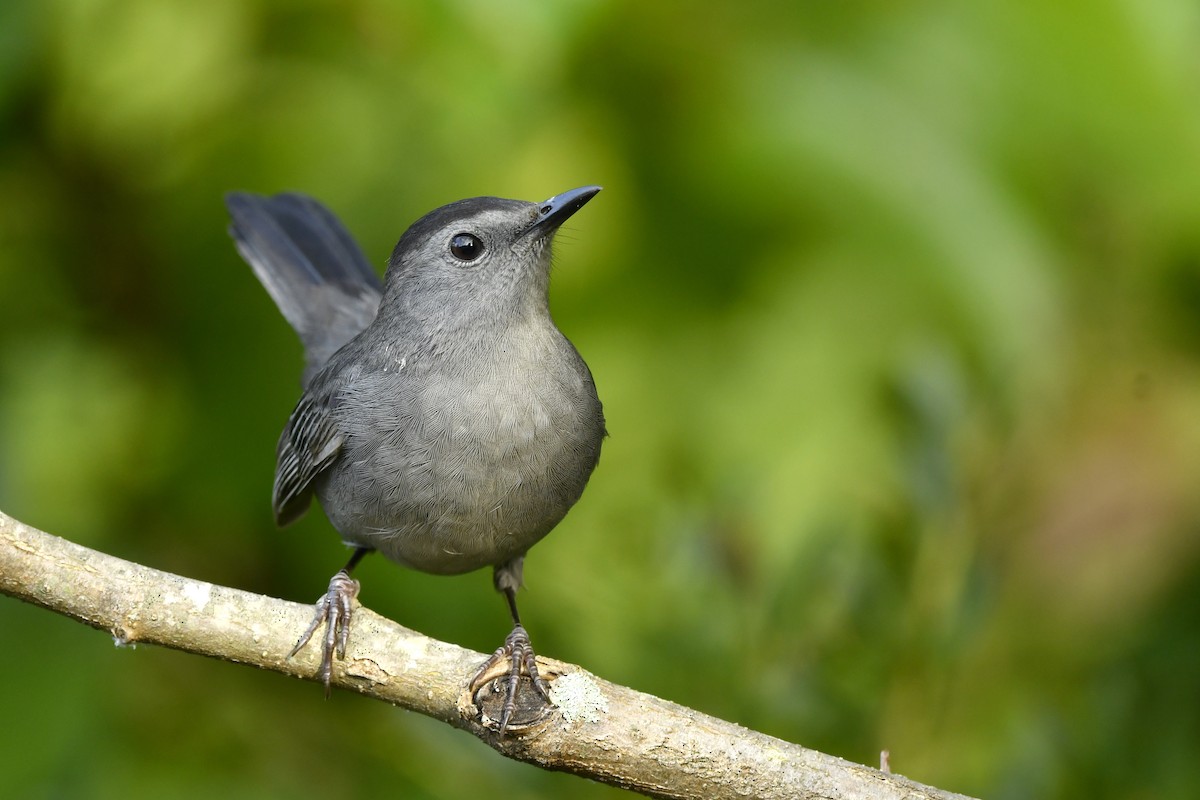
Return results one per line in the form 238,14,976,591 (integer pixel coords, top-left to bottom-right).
226,192,384,386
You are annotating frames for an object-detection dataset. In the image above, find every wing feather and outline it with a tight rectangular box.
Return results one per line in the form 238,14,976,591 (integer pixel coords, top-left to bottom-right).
273,392,343,526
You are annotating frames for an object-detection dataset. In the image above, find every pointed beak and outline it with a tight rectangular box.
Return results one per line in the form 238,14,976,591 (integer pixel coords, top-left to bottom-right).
523,185,602,239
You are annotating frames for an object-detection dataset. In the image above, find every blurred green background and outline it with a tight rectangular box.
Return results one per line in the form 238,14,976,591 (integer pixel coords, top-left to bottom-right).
3,0,1200,797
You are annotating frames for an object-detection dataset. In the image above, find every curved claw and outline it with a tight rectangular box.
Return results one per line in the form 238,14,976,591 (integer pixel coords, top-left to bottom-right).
469,624,551,734
288,569,360,697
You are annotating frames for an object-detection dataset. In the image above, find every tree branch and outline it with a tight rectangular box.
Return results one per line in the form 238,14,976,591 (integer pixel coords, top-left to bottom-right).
0,509,973,800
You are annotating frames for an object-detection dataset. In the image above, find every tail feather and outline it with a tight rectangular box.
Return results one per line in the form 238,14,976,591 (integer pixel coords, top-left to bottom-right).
227,192,383,385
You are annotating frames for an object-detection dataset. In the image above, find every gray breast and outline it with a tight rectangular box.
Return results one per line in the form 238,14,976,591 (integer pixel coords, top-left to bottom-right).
318,330,603,575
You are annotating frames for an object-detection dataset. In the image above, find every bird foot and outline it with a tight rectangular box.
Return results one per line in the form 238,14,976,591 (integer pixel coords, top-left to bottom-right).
288,569,360,697
469,624,553,734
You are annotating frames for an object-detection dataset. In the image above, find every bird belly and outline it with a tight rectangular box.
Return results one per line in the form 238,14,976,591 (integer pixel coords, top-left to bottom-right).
321,368,601,575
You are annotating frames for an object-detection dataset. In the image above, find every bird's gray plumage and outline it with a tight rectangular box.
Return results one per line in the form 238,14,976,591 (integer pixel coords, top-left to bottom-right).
227,192,383,386
227,188,605,577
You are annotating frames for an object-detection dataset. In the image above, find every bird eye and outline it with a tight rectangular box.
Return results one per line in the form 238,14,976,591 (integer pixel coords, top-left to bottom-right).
449,233,483,262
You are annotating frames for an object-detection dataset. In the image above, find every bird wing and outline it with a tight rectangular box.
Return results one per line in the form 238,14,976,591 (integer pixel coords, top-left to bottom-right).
273,390,344,527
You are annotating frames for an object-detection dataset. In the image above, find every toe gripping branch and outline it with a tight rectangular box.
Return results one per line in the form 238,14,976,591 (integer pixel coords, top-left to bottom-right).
469,624,555,735
289,568,361,698
287,553,556,736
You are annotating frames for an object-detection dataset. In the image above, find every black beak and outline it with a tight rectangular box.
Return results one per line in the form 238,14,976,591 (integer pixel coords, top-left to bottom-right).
524,185,602,238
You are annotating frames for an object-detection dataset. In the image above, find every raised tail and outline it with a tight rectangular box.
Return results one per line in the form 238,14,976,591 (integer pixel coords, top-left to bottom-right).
226,192,384,386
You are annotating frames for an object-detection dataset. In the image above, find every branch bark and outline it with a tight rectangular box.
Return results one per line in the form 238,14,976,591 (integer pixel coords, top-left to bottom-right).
0,509,974,800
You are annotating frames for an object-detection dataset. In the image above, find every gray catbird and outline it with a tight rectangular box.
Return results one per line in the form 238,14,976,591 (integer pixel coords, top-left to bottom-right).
225,187,605,732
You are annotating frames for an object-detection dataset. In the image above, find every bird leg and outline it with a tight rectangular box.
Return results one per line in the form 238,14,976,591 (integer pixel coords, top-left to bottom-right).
469,558,553,734
288,547,370,697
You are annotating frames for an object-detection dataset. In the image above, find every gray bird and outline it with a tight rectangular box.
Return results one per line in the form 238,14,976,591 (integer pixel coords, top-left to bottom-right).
225,187,605,732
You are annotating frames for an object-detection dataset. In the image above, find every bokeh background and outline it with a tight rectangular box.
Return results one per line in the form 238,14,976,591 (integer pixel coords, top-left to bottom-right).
3,1,1200,798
